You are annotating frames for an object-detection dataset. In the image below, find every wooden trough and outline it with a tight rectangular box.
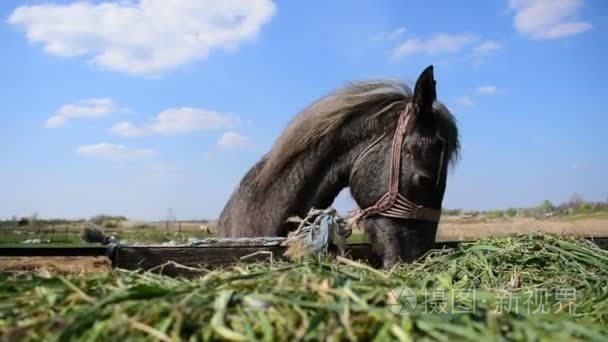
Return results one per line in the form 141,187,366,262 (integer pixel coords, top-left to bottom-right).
2,236,608,276
0,242,389,274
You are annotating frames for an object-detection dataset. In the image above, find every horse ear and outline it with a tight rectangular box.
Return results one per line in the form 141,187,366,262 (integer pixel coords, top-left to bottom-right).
412,65,437,115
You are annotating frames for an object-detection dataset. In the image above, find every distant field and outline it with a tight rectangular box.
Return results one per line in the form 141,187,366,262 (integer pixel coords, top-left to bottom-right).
1,213,607,276
436,212,608,241
0,213,606,248
0,220,215,246
1,212,607,247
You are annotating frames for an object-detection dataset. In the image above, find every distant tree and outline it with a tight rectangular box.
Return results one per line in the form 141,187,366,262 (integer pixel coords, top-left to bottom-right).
29,212,38,226
90,214,127,226
17,217,29,226
486,210,505,219
539,200,555,215
577,202,595,213
90,214,106,225
568,193,584,207
505,208,517,217
103,220,118,228
442,208,462,216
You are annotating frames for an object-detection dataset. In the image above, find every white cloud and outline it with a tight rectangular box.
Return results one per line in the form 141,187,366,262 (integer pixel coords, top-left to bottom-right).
470,40,502,67
371,26,406,41
509,0,592,39
76,143,156,161
111,107,239,136
392,33,478,59
8,0,276,76
45,98,125,128
456,96,477,106
476,85,500,95
217,132,251,149
109,122,144,137
455,86,499,107
472,41,501,56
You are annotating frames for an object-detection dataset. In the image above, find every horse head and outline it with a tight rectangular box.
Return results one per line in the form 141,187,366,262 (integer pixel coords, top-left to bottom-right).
349,66,460,267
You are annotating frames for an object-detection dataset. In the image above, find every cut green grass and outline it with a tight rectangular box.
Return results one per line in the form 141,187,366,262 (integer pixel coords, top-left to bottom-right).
1,233,607,341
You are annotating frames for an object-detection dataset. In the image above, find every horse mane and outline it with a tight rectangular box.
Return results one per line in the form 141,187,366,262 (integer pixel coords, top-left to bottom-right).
253,79,413,189
431,100,461,169
253,78,460,190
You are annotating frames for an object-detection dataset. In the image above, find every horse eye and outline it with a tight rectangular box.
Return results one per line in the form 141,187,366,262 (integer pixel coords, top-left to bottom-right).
413,173,434,187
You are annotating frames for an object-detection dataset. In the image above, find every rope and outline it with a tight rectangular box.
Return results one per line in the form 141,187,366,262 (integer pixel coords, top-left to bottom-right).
281,208,353,260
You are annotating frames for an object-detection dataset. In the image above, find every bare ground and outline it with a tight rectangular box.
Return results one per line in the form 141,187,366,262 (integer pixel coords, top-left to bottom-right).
436,216,608,241
0,257,110,276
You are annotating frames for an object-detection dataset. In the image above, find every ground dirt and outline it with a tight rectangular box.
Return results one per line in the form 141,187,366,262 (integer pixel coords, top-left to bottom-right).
436,216,608,241
0,256,110,276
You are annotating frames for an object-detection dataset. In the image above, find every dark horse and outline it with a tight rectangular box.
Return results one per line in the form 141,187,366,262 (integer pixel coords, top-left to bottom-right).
218,65,460,267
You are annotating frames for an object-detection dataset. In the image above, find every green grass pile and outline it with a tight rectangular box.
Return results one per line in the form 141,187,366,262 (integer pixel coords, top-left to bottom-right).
1,233,607,341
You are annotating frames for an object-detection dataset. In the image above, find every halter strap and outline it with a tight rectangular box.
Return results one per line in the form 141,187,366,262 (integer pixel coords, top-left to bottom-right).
350,103,442,224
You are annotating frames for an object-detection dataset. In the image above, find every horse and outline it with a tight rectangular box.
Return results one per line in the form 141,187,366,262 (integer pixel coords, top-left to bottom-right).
218,65,460,267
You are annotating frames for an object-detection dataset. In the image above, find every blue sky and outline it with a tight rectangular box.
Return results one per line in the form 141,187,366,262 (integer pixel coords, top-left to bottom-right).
0,0,605,220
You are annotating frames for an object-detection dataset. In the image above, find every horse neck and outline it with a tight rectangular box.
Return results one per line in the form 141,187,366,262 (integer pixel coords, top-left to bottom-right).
263,137,353,226
262,118,393,231
218,116,394,238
